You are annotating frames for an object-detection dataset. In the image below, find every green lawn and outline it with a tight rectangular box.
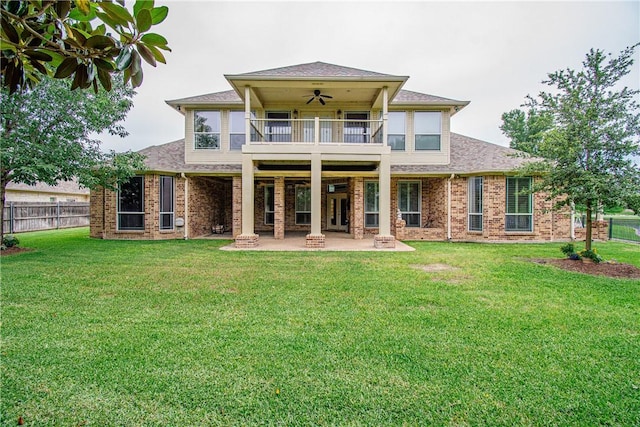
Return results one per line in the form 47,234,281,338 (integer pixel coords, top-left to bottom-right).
2,228,639,426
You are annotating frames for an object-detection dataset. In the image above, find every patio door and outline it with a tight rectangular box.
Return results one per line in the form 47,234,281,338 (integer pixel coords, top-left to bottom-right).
302,112,333,143
327,194,348,231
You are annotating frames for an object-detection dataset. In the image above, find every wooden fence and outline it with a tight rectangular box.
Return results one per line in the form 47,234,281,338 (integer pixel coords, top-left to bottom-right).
2,202,90,233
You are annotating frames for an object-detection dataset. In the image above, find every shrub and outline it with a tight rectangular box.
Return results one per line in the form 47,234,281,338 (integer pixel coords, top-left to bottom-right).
560,243,576,257
580,248,603,264
2,235,19,248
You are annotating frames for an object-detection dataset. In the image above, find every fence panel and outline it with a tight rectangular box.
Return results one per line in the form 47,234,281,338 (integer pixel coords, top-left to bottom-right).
2,202,90,234
609,217,640,243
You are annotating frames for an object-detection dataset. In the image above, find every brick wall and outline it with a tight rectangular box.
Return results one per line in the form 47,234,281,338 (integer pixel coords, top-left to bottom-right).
188,177,231,238
90,174,187,240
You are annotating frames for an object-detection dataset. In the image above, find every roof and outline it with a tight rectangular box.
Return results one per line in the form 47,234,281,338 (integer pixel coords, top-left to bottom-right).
391,133,531,175
226,61,397,78
139,135,531,176
167,89,465,108
6,180,89,195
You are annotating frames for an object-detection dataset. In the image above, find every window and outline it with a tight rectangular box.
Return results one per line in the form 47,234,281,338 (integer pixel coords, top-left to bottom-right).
264,185,274,225
365,181,379,227
398,181,421,227
229,111,245,150
160,176,174,230
414,111,441,150
468,177,483,231
118,176,144,230
295,186,311,224
194,111,220,149
388,111,406,151
265,111,291,142
344,112,370,143
506,177,533,232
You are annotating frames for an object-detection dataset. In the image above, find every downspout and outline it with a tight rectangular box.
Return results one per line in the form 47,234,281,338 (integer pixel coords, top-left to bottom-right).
447,173,454,240
570,201,575,240
182,173,188,240
102,186,106,239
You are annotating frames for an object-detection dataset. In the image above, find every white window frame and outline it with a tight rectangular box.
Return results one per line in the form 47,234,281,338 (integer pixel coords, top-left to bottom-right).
343,111,370,143
117,176,144,231
264,185,274,225
265,111,291,142
414,111,442,151
229,111,245,150
398,181,421,227
506,176,533,232
364,181,379,228
159,175,174,231
194,110,221,150
387,111,406,151
468,176,483,232
295,185,311,225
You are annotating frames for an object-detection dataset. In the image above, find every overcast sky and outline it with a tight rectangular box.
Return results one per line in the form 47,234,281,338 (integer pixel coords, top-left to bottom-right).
99,0,640,153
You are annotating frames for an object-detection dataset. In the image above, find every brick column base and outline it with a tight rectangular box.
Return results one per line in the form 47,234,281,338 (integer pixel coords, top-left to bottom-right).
374,235,396,248
306,233,325,248
235,233,259,248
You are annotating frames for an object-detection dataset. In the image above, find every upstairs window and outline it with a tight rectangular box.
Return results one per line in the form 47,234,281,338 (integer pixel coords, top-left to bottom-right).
118,176,144,231
506,177,533,232
194,111,220,149
398,181,421,227
265,111,291,142
387,111,406,151
414,111,441,150
344,112,370,143
229,111,245,150
160,176,174,230
468,177,483,231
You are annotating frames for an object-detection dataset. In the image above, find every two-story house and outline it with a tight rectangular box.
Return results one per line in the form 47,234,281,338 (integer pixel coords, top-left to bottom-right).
90,62,571,247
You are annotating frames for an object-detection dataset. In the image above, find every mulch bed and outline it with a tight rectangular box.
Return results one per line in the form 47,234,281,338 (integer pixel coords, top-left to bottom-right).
533,258,640,279
0,247,30,256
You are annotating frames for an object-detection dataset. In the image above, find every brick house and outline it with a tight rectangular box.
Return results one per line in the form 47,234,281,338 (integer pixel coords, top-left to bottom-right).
90,61,574,247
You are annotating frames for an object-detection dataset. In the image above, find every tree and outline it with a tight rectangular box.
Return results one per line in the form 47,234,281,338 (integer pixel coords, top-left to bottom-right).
513,44,640,250
1,0,170,93
500,107,552,155
0,75,146,241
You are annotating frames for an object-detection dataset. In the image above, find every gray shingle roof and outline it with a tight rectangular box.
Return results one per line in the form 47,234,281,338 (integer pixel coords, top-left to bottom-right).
6,179,89,194
391,133,531,175
139,135,532,176
229,61,396,78
166,90,242,106
167,89,465,107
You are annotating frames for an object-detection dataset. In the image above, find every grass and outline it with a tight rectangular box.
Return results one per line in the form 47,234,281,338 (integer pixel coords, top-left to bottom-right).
1,228,639,426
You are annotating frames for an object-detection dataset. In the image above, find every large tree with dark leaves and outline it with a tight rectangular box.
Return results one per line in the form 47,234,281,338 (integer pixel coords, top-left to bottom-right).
0,76,146,241
514,44,640,250
1,0,170,93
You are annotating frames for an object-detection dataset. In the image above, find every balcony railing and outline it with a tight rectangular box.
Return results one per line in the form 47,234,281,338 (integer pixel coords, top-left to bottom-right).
249,118,384,144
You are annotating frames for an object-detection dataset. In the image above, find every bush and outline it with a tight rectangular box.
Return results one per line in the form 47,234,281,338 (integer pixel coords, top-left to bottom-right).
2,234,19,248
560,243,576,257
580,248,603,264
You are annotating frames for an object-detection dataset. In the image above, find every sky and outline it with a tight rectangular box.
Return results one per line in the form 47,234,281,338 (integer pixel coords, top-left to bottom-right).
98,0,640,153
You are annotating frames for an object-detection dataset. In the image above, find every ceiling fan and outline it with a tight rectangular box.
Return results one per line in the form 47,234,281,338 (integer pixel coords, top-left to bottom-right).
305,89,333,105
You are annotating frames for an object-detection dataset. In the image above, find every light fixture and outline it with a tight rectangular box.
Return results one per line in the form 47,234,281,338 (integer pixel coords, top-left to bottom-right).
293,109,298,118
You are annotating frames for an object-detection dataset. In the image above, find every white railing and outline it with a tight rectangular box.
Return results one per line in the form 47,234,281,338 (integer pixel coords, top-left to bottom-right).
249,118,384,144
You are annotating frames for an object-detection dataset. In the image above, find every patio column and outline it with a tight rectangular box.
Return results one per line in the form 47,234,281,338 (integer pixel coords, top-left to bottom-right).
306,153,325,248
274,176,285,240
374,153,395,248
235,154,259,248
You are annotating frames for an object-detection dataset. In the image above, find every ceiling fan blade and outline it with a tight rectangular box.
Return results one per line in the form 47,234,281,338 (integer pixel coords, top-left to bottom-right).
320,94,333,99
319,98,326,105
306,97,314,104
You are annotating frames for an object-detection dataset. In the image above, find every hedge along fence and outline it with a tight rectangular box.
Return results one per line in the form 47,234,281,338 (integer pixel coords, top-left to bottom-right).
2,202,90,233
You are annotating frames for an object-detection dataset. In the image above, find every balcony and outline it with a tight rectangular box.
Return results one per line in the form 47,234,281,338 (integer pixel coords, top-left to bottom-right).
249,118,384,145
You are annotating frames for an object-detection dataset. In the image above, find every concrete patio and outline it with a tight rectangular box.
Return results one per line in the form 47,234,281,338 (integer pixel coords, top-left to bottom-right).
216,232,415,252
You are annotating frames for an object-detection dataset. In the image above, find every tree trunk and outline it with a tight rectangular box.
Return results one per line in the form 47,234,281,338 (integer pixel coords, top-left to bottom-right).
585,201,593,251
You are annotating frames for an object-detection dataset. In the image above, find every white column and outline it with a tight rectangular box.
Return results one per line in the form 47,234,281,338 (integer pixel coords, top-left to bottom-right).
310,153,322,235
378,154,391,236
241,154,255,235
382,86,388,144
244,86,251,146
